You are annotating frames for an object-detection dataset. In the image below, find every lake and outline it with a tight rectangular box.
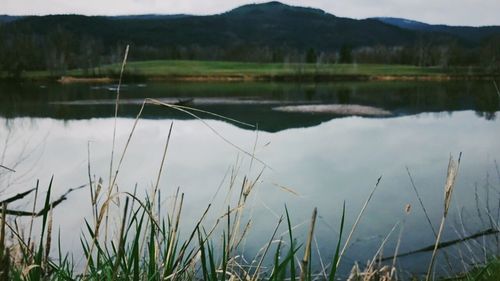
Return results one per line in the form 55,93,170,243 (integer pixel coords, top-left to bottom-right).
1,80,499,277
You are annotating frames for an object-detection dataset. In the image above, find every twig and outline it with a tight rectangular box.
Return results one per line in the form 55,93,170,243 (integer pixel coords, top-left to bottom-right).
252,216,283,281
0,165,15,173
493,79,500,98
106,44,130,241
406,167,437,237
364,222,399,281
337,176,382,268
407,165,456,271
300,207,318,281
3,183,86,217
382,228,499,261
0,188,36,204
145,98,271,169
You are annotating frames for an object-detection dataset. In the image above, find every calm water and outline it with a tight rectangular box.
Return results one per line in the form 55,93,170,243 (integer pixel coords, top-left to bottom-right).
1,81,499,277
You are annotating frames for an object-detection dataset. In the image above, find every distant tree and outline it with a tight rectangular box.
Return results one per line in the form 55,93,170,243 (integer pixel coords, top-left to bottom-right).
2,33,37,79
480,35,500,70
80,36,103,76
339,44,352,63
436,46,450,68
0,31,4,73
44,27,77,74
353,46,402,64
446,42,465,67
170,46,181,60
414,34,434,66
306,48,317,63
272,48,284,63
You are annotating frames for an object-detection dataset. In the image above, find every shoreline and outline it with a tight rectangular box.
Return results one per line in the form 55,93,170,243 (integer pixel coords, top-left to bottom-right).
3,73,499,84
2,60,499,83
57,76,114,84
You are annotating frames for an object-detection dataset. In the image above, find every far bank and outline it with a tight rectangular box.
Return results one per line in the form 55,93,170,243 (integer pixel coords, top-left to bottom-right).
2,60,500,83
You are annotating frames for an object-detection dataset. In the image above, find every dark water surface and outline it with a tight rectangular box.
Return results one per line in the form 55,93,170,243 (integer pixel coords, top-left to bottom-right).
1,81,499,277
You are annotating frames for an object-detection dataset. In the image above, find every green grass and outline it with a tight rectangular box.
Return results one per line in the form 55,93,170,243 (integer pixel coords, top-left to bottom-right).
99,60,449,77
442,258,500,281
11,60,497,81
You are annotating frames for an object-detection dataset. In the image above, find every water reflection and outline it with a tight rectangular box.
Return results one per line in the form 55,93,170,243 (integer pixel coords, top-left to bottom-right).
1,109,499,276
0,81,498,132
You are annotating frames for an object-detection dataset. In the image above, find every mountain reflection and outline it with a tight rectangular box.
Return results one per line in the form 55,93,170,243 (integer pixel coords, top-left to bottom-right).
0,81,498,132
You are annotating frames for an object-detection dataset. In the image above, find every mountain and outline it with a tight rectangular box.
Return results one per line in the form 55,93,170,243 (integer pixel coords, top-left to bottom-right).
227,1,326,16
0,2,422,50
373,17,500,43
0,15,23,23
372,17,430,30
3,2,497,50
110,14,190,20
3,2,500,48
214,2,419,49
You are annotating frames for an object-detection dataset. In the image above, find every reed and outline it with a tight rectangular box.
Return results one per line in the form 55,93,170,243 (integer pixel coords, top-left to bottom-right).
337,176,382,269
426,153,462,281
300,207,317,281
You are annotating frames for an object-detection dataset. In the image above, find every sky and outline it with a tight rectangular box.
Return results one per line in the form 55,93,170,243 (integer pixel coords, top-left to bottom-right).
1,0,499,27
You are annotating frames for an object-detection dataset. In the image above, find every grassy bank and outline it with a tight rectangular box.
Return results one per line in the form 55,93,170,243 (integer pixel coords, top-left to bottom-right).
7,60,500,82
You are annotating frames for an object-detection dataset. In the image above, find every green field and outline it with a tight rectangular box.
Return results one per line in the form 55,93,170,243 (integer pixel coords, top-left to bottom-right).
118,60,443,76
105,60,461,78
14,60,497,82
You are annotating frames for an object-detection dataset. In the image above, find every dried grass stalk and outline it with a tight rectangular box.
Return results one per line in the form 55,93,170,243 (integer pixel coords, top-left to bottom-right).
300,207,318,281
426,153,461,281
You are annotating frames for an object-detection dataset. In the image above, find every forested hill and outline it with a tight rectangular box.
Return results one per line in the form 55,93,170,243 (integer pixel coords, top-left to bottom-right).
0,15,22,23
0,2,419,50
0,1,499,76
374,17,500,43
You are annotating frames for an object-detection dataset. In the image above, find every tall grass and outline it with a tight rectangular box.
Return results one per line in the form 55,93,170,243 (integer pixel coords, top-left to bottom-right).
426,154,461,281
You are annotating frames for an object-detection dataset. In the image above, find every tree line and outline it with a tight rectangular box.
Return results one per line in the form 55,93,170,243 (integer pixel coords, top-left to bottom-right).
0,24,499,78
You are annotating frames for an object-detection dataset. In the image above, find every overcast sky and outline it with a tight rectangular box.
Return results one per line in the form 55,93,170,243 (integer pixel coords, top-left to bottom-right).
2,0,499,26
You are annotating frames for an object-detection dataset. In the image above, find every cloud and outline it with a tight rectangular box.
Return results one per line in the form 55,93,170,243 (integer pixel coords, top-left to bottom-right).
2,0,499,26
